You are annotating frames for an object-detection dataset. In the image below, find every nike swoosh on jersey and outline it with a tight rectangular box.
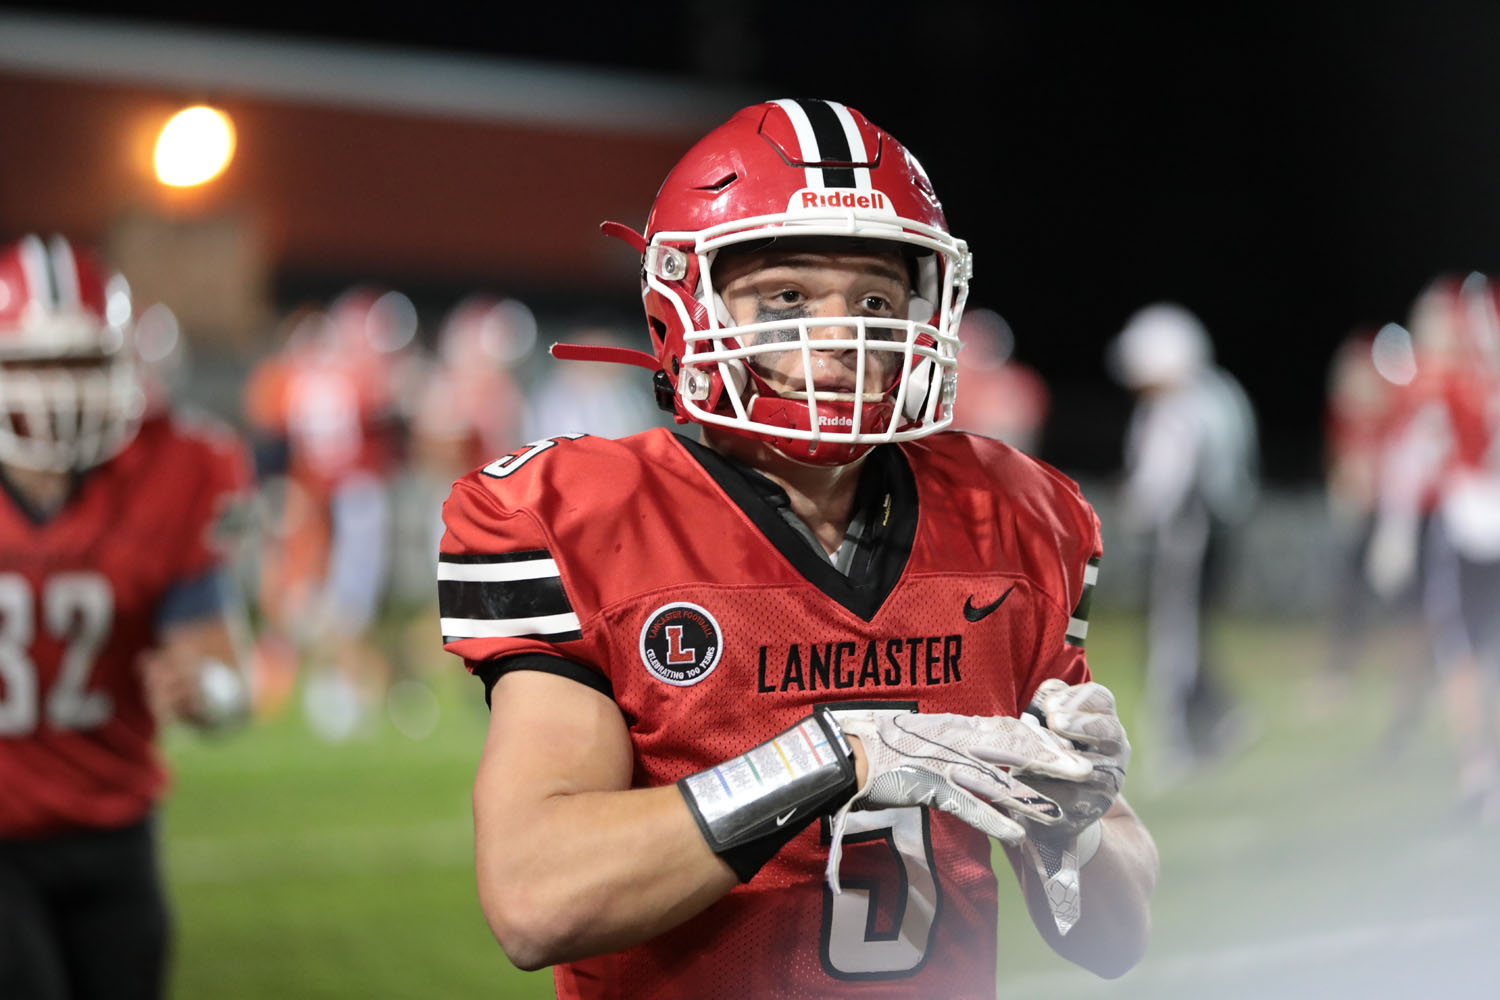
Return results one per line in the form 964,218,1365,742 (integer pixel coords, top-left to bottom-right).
963,585,1016,622
775,809,797,826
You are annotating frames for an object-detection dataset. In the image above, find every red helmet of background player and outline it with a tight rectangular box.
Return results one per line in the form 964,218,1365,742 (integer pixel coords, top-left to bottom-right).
1409,273,1500,374
584,98,972,466
0,234,142,471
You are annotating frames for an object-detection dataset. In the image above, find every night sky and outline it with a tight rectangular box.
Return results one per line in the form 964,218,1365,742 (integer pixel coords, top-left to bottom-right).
20,2,1500,479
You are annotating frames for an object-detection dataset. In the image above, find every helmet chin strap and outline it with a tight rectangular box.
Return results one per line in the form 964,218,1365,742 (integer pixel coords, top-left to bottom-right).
599,220,648,253
549,342,660,371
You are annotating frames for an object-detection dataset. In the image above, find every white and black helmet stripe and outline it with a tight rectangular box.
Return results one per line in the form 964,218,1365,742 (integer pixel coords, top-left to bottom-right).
14,234,83,316
47,236,82,311
772,98,871,190
16,234,54,314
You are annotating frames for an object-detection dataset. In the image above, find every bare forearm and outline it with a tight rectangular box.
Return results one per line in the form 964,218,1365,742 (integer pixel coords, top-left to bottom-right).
1010,799,1158,978
475,780,737,969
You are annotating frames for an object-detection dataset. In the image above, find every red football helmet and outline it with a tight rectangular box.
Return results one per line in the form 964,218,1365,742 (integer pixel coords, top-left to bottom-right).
0,234,142,471
573,99,971,465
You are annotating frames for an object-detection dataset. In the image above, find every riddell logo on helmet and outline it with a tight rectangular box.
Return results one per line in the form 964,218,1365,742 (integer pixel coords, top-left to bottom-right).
817,414,855,427
788,189,895,215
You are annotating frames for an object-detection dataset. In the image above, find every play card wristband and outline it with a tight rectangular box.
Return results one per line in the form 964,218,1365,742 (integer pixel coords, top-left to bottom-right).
679,709,858,882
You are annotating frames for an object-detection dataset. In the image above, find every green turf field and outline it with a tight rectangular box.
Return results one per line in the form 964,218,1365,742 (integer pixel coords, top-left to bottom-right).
160,612,1500,998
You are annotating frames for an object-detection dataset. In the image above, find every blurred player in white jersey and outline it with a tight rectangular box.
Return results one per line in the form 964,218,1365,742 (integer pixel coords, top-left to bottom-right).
1109,302,1259,785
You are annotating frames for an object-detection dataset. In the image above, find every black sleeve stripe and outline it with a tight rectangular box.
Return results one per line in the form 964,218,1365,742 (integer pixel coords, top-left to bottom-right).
438,547,579,642
1065,555,1100,648
474,653,614,707
438,577,571,622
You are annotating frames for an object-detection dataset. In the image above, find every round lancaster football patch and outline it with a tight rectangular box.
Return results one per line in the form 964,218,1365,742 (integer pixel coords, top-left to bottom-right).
639,602,723,686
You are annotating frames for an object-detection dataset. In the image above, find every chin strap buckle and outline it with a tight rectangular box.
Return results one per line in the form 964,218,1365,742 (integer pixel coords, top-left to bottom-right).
652,370,677,414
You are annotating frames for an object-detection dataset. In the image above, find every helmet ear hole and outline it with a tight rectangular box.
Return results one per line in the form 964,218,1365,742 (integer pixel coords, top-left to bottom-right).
647,316,669,351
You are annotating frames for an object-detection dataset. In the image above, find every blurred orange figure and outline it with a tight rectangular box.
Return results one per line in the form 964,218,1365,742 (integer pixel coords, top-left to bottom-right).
243,288,415,734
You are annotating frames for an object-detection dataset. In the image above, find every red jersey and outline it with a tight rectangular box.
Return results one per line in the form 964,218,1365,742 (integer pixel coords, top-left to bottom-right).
1379,366,1500,514
440,428,1100,1000
0,413,250,838
1324,331,1402,513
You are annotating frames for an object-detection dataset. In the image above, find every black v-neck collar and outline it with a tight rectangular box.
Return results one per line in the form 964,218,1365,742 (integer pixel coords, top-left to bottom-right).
674,434,919,622
0,465,85,527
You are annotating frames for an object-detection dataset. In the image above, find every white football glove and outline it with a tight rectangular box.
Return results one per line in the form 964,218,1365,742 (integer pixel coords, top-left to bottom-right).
825,709,1092,893
1009,679,1132,936
1014,679,1131,842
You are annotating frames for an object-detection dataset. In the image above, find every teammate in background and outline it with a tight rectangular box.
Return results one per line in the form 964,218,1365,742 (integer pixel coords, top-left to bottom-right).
243,288,412,737
411,294,533,548
440,100,1157,998
1315,324,1414,705
0,235,252,1000
1108,303,1259,787
951,307,1051,453
1368,274,1500,818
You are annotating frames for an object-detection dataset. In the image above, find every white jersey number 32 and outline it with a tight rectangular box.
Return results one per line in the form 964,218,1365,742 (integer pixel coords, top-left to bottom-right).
0,572,114,735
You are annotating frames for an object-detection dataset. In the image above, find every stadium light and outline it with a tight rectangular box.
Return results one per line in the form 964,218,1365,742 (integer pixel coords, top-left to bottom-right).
153,105,236,188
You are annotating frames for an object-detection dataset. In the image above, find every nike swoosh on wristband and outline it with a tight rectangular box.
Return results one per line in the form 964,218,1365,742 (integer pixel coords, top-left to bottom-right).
963,585,1016,622
775,809,797,826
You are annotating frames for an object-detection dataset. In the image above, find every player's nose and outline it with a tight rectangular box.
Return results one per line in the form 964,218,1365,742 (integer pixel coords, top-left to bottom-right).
805,293,859,345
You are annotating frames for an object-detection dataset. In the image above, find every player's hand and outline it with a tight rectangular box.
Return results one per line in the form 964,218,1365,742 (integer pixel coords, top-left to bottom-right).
835,709,1092,845
138,646,198,725
139,647,249,730
1009,679,1131,843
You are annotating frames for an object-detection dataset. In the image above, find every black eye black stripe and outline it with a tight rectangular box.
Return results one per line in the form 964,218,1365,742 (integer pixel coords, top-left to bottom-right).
794,98,856,188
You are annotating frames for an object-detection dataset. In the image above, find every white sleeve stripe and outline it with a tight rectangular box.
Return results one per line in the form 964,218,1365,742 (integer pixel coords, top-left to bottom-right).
437,559,561,583
440,612,581,639
1083,563,1099,586
1066,617,1090,640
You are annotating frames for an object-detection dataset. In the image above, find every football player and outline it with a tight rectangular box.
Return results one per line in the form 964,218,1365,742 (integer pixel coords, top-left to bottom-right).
1369,274,1500,817
0,235,252,1000
1108,303,1260,785
440,100,1158,998
243,288,411,735
950,308,1051,454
